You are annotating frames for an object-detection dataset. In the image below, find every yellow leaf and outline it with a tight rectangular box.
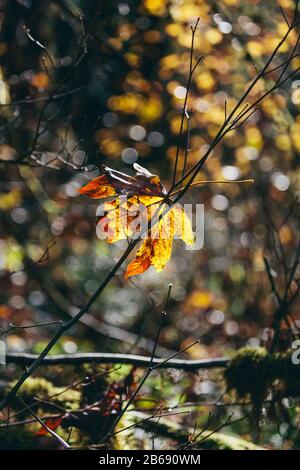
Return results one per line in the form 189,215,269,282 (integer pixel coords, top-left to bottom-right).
171,203,195,245
79,164,194,277
125,239,152,278
151,210,174,271
125,203,194,277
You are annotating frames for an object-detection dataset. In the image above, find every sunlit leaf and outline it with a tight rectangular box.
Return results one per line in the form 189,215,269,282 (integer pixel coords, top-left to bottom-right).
79,164,194,277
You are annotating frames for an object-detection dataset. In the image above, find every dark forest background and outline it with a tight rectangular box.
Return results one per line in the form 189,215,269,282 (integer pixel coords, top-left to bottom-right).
0,0,299,450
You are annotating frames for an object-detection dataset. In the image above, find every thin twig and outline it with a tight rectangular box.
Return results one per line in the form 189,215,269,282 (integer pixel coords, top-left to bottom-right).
18,397,70,449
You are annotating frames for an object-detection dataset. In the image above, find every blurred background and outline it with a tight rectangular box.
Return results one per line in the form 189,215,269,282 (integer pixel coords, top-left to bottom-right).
0,0,299,450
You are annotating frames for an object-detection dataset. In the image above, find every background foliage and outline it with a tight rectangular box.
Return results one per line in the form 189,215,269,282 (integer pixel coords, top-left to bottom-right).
0,0,299,450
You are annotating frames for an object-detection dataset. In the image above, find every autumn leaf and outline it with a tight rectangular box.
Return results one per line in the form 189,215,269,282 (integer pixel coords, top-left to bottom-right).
125,202,195,277
79,163,194,277
79,163,167,199
36,417,62,436
77,173,117,199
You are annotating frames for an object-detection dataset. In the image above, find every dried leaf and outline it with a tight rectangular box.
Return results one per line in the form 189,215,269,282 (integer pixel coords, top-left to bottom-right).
79,164,194,277
36,417,62,436
78,174,116,199
79,163,167,198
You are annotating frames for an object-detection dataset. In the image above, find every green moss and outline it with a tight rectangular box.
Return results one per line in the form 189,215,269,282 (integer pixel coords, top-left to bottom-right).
198,429,263,450
128,410,264,450
8,377,81,410
224,347,300,407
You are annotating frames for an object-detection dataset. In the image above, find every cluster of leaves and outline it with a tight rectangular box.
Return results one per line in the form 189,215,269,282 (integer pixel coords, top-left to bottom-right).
79,163,194,276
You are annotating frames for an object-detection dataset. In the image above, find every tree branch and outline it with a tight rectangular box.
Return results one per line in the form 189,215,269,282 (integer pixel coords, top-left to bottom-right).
5,352,228,371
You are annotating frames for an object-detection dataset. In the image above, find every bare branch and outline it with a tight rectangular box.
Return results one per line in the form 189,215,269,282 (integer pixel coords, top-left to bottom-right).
4,352,228,370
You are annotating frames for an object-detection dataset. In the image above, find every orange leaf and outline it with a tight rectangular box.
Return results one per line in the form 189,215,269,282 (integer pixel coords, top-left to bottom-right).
125,203,194,277
79,164,194,277
79,163,167,199
78,174,116,199
36,417,62,436
125,238,153,278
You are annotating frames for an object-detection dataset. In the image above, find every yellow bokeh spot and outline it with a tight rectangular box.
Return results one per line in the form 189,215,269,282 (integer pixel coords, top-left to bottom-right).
186,290,213,310
205,28,223,45
275,134,291,151
124,52,140,68
160,54,181,70
0,190,22,210
100,139,124,158
170,115,188,134
140,96,163,121
266,37,289,54
291,123,300,152
247,41,263,57
170,4,209,22
195,71,215,91
279,225,293,244
108,92,162,122
246,127,263,150
144,0,167,16
165,24,183,38
278,0,293,8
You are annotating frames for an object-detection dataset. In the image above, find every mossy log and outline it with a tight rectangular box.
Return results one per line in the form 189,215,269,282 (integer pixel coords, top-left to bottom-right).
128,411,264,450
